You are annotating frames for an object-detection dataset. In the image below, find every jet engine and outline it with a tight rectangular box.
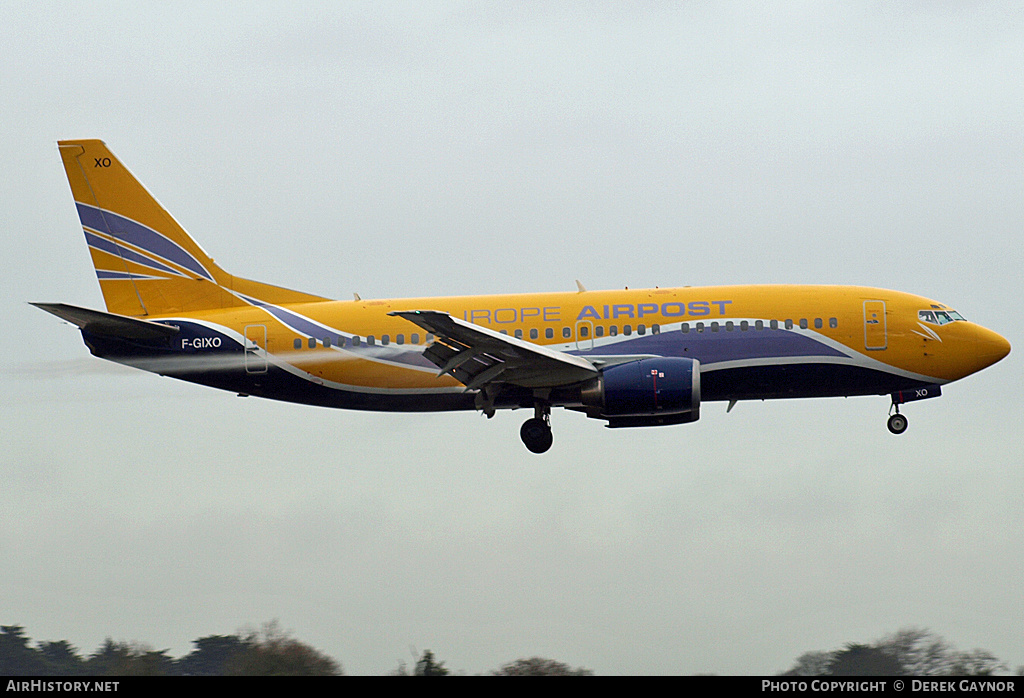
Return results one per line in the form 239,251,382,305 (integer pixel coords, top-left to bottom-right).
580,357,700,427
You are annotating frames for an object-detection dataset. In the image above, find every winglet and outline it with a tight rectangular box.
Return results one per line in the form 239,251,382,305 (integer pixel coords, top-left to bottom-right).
575,280,587,293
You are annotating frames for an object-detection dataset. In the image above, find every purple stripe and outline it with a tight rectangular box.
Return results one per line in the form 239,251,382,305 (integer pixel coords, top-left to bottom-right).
240,295,435,370
85,230,184,277
96,270,161,280
76,203,214,281
240,295,337,340
571,328,848,364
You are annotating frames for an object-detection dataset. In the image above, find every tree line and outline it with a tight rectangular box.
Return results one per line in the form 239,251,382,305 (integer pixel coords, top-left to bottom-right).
0,622,591,676
781,628,1018,676
0,622,340,676
2,622,1018,675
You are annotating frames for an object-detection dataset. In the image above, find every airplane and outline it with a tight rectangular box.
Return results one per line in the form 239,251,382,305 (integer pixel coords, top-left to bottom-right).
34,139,1011,453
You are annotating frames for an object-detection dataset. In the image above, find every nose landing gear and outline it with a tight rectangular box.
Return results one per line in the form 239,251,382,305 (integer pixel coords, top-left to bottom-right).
887,409,908,435
887,393,912,434
886,385,941,434
521,402,553,454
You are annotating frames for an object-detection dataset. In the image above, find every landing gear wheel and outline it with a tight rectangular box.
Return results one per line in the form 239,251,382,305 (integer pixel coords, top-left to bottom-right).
520,418,553,454
887,413,908,435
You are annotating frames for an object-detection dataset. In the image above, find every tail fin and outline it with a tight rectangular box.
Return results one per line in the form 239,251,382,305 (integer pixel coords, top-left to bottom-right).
58,139,325,317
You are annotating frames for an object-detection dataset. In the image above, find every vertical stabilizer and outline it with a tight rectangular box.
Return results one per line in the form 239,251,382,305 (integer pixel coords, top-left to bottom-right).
58,139,325,317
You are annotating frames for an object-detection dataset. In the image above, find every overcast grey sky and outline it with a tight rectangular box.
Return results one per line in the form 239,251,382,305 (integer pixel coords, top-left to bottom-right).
1,2,1021,675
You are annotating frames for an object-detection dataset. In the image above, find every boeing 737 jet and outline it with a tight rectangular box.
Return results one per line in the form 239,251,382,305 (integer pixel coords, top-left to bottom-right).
35,140,1011,453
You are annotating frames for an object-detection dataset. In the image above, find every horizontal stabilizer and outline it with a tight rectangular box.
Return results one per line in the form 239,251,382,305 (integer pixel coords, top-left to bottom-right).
31,302,179,340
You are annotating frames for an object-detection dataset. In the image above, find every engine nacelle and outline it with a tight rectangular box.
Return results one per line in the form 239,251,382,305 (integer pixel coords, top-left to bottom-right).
581,357,700,425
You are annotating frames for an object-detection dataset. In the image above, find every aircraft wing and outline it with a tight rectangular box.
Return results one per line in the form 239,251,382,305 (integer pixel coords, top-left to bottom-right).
389,310,598,390
31,302,179,340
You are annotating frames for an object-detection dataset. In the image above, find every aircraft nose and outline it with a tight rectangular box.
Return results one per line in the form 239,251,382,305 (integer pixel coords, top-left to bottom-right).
974,325,1011,368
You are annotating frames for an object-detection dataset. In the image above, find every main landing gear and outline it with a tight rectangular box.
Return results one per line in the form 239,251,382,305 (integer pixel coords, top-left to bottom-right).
521,402,553,454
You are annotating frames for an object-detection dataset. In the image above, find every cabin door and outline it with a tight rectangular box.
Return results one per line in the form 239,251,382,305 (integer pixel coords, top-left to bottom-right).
244,324,269,373
575,321,594,351
863,301,887,351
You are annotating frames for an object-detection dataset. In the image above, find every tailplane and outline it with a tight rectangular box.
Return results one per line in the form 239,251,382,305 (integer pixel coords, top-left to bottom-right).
58,139,325,317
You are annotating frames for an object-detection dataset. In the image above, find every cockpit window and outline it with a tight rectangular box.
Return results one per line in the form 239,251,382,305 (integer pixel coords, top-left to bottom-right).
919,309,966,325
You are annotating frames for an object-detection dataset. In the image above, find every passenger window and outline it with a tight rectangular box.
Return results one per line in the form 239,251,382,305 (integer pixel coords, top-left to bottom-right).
397,334,405,345
785,319,793,330
562,327,571,339
725,321,734,332
382,335,390,346
323,337,332,348
411,333,420,344
427,334,434,343
814,318,822,329
338,336,346,347
652,324,660,335
610,326,618,336
515,329,523,339
367,336,376,346
308,337,316,349
638,324,646,335
681,323,690,334
755,320,763,330
770,320,778,330
545,328,554,339
530,328,538,340
579,326,589,338
352,336,361,347
829,318,838,328
710,322,719,332
595,325,604,337
623,325,632,336
799,319,808,330
740,321,748,331
294,338,302,350
696,322,705,333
